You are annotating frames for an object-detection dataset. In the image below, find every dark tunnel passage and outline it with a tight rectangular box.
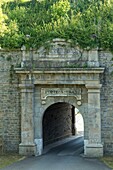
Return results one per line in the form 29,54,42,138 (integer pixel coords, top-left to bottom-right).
42,102,84,148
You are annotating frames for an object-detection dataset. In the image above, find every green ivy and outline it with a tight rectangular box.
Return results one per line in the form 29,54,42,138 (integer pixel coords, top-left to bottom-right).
0,0,113,51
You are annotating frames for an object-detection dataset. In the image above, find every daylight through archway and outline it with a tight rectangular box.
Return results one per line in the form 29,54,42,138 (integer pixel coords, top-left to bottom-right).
75,108,84,136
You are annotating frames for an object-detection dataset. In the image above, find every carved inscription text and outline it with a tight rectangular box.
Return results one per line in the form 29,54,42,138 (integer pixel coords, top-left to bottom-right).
41,88,82,105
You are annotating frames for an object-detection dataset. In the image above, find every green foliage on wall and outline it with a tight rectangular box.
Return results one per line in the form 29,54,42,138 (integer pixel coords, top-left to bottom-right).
0,0,113,51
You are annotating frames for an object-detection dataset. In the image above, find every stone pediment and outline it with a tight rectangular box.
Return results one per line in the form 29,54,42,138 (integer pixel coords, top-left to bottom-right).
36,39,83,60
20,39,99,69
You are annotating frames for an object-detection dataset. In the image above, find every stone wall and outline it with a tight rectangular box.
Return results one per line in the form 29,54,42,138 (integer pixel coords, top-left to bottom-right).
0,50,21,152
0,44,113,155
99,51,113,155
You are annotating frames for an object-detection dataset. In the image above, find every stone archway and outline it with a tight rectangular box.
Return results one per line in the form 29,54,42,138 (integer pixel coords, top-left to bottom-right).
37,95,88,153
16,68,104,157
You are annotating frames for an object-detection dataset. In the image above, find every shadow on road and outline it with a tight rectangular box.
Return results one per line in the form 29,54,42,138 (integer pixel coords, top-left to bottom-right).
43,136,84,156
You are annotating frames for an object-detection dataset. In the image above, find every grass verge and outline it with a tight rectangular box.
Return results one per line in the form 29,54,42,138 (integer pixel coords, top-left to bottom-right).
100,156,113,170
0,153,25,169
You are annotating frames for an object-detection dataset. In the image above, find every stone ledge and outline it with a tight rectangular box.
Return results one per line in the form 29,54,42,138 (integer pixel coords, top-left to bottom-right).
86,144,103,148
19,143,36,156
85,144,103,157
15,68,105,74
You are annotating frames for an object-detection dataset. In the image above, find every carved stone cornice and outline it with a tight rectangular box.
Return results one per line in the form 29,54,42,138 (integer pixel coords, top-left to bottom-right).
15,68,105,74
19,84,34,93
85,84,102,93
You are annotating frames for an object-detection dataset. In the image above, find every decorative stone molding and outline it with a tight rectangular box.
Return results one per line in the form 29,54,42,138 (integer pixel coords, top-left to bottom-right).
21,45,26,68
87,49,99,67
19,84,34,93
85,84,102,89
85,83,103,157
15,67,105,157
19,82,36,155
41,88,82,105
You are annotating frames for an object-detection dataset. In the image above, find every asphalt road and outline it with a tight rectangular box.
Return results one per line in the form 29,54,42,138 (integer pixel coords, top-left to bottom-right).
1,137,111,170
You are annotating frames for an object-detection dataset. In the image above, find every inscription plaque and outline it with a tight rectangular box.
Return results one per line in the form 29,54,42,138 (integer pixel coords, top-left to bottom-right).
41,88,82,105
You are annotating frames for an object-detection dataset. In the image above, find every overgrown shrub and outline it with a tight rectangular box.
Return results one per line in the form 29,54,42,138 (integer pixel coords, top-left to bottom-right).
0,0,113,51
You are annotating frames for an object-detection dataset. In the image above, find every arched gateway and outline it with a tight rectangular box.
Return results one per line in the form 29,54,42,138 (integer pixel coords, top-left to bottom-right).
42,102,84,148
15,39,104,157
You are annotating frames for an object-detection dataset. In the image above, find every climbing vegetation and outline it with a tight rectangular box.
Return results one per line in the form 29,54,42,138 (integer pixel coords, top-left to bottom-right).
0,0,113,51
0,2,8,37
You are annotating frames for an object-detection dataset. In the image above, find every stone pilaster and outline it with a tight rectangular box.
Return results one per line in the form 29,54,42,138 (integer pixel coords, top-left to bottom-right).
19,84,36,155
87,49,99,67
85,84,103,157
72,106,76,135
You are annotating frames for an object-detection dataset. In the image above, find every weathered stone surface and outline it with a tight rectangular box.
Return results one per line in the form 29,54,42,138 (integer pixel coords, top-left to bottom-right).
0,40,113,157
99,50,113,155
0,50,21,152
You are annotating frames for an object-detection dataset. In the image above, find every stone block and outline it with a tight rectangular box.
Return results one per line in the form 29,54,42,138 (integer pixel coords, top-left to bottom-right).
85,144,103,157
19,143,36,156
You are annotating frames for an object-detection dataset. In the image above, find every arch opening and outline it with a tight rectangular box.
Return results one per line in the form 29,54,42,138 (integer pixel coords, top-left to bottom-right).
75,108,84,136
42,102,84,151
